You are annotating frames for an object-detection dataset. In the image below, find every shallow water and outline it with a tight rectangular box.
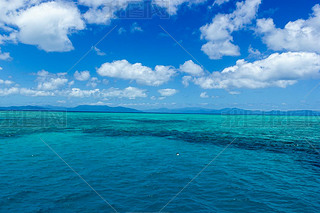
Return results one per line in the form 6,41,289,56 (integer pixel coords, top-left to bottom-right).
0,111,319,212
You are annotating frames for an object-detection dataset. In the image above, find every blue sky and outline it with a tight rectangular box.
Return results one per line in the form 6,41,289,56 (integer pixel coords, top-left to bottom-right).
0,0,320,110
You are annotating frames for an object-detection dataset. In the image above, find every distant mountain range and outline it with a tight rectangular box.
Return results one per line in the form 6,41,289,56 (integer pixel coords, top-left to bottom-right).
0,105,140,113
0,105,319,116
144,107,320,116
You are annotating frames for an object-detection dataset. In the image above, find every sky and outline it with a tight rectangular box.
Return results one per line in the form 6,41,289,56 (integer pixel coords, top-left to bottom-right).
0,0,320,110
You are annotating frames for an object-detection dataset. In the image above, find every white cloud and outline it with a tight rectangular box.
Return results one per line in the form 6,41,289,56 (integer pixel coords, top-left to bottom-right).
193,52,320,89
102,87,147,99
182,75,192,87
158,88,178,96
37,78,68,91
0,33,17,45
0,48,12,60
0,87,19,96
179,60,204,76
248,45,261,57
200,92,209,98
14,1,85,52
57,100,66,104
201,41,240,59
97,60,176,86
153,0,207,15
200,0,261,59
0,86,54,97
19,88,54,96
93,47,106,56
0,79,14,85
256,4,320,53
67,88,99,98
68,80,75,86
131,22,143,33
214,0,230,6
0,0,30,28
36,70,68,91
86,101,109,106
65,86,147,99
82,7,114,25
86,77,100,88
74,71,91,81
79,0,141,24
229,91,240,95
0,1,85,53
118,27,126,35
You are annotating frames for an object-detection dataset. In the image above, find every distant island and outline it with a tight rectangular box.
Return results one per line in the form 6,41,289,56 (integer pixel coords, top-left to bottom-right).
0,105,319,116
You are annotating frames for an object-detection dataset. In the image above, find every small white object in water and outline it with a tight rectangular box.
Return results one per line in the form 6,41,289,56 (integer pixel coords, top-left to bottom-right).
176,153,180,156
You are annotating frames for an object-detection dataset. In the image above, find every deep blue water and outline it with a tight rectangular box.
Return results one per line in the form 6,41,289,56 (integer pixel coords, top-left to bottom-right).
0,111,319,212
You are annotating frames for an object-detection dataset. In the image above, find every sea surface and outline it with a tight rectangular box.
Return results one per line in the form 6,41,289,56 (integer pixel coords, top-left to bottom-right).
0,111,319,213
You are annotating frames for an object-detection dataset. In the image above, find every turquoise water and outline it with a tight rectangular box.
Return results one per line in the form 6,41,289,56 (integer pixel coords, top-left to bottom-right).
0,111,319,212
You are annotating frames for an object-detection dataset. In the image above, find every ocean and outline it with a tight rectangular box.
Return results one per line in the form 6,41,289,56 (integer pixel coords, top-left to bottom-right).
0,111,319,212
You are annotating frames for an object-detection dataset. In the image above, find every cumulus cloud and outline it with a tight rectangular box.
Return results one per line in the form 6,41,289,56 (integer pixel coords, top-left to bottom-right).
0,33,17,45
158,88,178,96
0,0,29,28
65,86,147,99
74,71,91,81
37,78,68,91
200,0,261,59
14,1,85,52
256,4,320,53
36,70,68,91
97,60,176,86
19,88,55,96
200,92,209,98
79,0,140,24
179,60,204,76
182,75,192,87
82,7,114,24
102,87,147,99
193,52,320,89
0,1,84,52
0,86,54,97
0,79,14,86
0,72,147,99
248,45,261,57
153,0,207,15
0,0,207,52
86,77,100,88
67,88,100,98
0,87,19,96
0,48,12,60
